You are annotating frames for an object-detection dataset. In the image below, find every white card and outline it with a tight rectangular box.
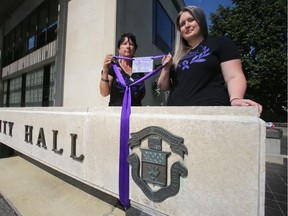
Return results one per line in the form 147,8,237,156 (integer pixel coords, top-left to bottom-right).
132,57,154,73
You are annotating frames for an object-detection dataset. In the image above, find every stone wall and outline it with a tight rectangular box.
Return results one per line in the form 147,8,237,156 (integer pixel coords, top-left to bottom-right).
0,106,266,215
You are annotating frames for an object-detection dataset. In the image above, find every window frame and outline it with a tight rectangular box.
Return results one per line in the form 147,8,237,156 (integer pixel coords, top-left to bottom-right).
152,0,175,53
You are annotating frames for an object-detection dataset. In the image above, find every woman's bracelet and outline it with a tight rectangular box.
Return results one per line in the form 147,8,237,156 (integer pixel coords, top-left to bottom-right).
230,98,241,103
100,70,109,82
101,77,109,82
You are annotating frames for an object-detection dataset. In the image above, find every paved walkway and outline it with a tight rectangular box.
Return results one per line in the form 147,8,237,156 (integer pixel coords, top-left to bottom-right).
0,155,287,216
0,193,18,216
265,161,287,216
0,155,125,216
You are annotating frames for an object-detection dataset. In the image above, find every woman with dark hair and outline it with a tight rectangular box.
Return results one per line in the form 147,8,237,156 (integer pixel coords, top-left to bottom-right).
100,33,145,106
157,6,262,114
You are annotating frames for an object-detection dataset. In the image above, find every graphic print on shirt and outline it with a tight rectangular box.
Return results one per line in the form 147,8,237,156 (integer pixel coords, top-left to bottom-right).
178,46,210,71
115,67,144,96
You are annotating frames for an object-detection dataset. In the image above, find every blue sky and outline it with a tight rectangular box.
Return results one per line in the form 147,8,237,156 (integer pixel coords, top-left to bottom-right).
184,0,235,26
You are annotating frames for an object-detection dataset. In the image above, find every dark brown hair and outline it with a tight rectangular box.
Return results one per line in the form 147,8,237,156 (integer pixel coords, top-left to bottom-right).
117,33,138,50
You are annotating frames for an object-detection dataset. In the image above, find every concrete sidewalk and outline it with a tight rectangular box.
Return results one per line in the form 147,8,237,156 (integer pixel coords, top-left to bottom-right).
1,154,286,216
0,155,125,216
0,193,18,216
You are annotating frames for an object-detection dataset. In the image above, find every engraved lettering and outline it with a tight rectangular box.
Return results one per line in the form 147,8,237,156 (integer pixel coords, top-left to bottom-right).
24,125,33,144
52,130,63,154
0,121,14,136
70,133,84,162
8,122,14,137
36,128,47,149
3,121,7,134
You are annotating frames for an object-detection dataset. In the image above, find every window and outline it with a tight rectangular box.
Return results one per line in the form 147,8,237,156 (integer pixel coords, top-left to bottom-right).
25,69,44,107
37,29,47,48
47,0,58,43
49,63,56,106
48,0,59,25
21,17,29,56
14,24,21,60
37,1,48,48
2,0,59,66
3,81,8,107
3,30,15,65
3,63,55,107
9,77,22,107
47,21,57,43
28,35,36,50
153,0,175,53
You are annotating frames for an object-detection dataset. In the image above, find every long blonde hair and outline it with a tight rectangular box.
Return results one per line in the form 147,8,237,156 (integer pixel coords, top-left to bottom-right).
173,6,208,68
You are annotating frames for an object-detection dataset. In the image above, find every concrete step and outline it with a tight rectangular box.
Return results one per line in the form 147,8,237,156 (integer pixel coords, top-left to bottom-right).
0,155,125,216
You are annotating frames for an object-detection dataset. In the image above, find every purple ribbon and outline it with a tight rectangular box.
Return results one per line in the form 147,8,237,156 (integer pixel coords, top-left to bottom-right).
112,54,166,209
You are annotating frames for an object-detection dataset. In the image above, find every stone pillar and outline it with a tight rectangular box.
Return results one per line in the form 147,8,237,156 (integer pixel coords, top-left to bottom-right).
54,0,69,106
266,127,285,164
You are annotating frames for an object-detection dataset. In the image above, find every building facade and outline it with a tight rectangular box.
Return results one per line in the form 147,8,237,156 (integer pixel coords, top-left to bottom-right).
0,2,267,215
0,0,185,108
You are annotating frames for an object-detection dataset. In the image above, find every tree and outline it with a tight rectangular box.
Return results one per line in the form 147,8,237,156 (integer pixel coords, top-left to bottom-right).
209,0,287,122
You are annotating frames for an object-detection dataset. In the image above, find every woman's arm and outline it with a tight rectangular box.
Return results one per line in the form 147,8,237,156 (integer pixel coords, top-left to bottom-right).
221,59,246,100
99,71,112,97
221,59,262,114
99,54,114,97
157,53,173,91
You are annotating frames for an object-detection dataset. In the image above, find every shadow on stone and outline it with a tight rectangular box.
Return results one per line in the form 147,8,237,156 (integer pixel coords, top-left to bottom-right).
0,143,14,158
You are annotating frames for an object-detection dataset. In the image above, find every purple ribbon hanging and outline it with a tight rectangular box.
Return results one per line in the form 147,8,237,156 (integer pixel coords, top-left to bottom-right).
112,54,166,209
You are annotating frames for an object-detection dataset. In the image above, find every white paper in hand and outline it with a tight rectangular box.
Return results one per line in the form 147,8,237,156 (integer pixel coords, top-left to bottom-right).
132,57,154,73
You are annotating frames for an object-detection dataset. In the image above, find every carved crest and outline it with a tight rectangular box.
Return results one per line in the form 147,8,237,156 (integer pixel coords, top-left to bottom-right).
128,126,188,202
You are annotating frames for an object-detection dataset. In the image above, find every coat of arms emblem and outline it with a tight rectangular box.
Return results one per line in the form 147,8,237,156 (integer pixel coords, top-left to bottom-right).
128,126,188,202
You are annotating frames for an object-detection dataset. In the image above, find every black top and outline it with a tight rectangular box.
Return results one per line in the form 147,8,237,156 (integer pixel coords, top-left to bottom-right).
108,63,145,106
167,36,241,106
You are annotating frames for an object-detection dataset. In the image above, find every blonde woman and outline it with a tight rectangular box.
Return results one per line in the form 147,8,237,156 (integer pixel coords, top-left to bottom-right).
158,6,262,115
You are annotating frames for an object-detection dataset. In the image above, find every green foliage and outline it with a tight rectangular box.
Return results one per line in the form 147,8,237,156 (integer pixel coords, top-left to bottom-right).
209,0,287,122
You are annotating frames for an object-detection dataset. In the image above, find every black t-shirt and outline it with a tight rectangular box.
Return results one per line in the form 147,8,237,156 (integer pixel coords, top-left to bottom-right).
108,63,145,106
167,36,241,106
